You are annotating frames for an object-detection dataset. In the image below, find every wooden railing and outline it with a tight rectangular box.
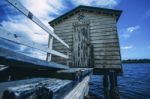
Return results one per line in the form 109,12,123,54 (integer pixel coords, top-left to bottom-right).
0,0,69,62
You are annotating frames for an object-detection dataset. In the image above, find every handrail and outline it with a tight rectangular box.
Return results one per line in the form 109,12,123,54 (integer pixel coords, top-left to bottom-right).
0,0,69,60
6,0,69,48
0,27,69,59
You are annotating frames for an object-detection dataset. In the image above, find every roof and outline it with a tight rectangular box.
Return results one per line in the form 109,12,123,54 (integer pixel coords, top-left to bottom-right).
49,5,122,27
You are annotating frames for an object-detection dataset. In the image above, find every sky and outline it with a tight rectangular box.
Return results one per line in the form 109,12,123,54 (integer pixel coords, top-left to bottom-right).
0,0,150,60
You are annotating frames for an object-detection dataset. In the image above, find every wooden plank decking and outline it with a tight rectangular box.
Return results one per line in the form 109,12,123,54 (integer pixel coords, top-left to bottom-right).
0,46,92,99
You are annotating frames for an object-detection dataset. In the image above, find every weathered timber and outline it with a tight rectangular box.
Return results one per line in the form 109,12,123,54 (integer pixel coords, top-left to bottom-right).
90,31,118,37
91,39,118,44
53,17,115,28
90,28,117,33
94,51,120,56
53,42,120,49
103,75,110,99
94,55,121,60
46,35,53,61
94,60,121,64
53,38,73,44
102,71,120,99
90,25,116,30
53,42,72,47
93,43,119,48
90,35,118,40
49,5,122,71
53,68,93,81
0,78,47,99
0,68,92,99
51,14,117,27
93,47,120,51
64,76,90,99
0,66,92,83
54,27,117,34
72,21,91,67
93,68,122,75
54,22,116,31
1,78,74,99
109,71,120,99
39,80,73,99
0,47,69,70
94,64,122,69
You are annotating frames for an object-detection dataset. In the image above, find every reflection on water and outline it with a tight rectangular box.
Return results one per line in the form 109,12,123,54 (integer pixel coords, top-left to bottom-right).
89,64,150,99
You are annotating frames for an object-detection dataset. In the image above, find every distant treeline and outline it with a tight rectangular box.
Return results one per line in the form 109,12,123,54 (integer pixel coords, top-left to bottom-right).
122,59,150,63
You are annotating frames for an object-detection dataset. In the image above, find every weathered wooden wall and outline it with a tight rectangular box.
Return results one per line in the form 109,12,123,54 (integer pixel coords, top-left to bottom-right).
51,11,122,69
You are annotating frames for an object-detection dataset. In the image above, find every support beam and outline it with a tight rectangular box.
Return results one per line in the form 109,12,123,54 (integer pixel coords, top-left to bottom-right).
109,71,120,99
103,75,110,99
46,35,53,62
103,71,120,99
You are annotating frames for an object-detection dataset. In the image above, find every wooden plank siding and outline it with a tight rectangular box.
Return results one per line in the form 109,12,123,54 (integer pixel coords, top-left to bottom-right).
51,11,122,69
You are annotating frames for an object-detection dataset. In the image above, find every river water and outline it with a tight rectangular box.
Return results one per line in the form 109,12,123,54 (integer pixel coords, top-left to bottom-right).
89,63,150,99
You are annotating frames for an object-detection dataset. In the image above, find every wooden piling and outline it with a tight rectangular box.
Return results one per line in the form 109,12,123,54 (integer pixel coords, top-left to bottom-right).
103,75,110,99
109,71,120,99
103,71,120,99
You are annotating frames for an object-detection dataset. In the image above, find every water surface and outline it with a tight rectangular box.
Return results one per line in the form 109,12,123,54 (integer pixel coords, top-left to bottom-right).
89,63,150,99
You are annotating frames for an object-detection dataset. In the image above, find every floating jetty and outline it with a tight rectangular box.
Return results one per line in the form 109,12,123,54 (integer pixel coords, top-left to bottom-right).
0,0,122,99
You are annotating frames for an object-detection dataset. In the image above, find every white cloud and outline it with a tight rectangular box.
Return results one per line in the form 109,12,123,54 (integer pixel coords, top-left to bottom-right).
24,49,46,60
121,25,140,38
20,0,65,23
121,46,133,50
127,26,140,33
1,18,49,45
72,0,119,8
1,0,61,45
18,46,46,60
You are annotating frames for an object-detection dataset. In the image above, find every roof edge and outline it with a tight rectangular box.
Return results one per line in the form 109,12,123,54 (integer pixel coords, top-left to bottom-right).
49,5,122,27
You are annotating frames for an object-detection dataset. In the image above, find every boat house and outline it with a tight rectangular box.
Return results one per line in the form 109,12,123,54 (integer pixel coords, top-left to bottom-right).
49,5,122,74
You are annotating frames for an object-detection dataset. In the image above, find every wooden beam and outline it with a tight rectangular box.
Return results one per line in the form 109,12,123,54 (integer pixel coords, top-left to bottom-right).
6,0,69,48
54,68,92,80
64,76,90,99
0,47,69,70
46,35,53,61
103,75,110,99
0,27,68,59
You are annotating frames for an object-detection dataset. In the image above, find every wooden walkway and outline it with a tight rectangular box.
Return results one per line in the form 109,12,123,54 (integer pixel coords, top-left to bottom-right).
0,0,122,99
0,0,92,99
0,45,92,99
0,48,92,99
0,76,90,99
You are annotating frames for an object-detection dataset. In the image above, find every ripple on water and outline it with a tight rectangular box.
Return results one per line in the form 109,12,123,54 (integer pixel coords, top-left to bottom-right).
89,64,150,99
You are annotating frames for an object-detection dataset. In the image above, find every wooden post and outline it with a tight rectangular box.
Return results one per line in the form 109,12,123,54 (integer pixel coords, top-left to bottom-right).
109,71,120,99
103,75,110,99
66,50,70,66
46,35,53,62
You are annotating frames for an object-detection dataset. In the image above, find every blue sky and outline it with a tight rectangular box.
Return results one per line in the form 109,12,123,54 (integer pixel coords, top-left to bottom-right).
115,0,150,59
0,0,150,60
